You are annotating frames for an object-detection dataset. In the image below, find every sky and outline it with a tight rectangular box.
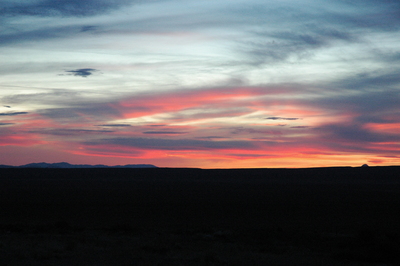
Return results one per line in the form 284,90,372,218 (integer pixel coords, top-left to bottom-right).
1,0,400,168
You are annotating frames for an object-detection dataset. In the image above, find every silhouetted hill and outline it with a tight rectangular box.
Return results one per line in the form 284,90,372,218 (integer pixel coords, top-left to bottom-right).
0,162,157,168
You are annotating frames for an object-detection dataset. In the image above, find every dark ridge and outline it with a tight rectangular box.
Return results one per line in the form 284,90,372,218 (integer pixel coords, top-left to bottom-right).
1,166,399,265
0,162,157,168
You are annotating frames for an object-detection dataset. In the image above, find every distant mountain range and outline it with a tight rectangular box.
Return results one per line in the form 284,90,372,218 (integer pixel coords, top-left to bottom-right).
0,162,157,168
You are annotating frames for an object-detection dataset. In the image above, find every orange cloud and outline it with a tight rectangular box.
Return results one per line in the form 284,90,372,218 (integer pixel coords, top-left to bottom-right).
365,122,400,134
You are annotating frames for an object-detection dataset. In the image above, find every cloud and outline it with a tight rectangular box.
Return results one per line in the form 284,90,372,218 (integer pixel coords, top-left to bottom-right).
229,126,282,136
317,123,400,144
97,124,131,127
327,2,400,31
5,84,308,135
234,1,400,66
164,108,252,123
148,124,166,127
0,122,14,126
238,14,360,66
266,117,299,121
331,70,400,92
196,136,227,140
31,128,114,136
64,68,98,78
310,85,400,121
0,0,135,17
0,24,87,46
0,111,28,116
4,86,272,124
142,131,187,135
39,104,121,122
2,89,103,107
86,137,255,151
80,25,98,32
290,126,310,129
114,85,297,120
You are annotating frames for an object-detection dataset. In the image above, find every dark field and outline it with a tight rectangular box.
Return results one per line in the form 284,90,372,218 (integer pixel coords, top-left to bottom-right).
1,167,400,265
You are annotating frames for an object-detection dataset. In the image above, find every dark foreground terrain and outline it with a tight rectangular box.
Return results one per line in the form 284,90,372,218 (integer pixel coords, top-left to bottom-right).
1,167,400,265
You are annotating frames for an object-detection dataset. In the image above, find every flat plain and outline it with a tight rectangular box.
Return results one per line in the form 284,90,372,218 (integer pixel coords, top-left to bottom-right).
1,167,399,265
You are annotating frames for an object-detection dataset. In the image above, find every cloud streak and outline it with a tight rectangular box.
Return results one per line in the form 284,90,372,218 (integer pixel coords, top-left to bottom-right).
96,137,252,150
0,0,135,17
266,117,299,121
0,112,28,116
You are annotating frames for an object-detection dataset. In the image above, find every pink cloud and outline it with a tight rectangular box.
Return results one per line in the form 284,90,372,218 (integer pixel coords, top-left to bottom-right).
115,86,296,119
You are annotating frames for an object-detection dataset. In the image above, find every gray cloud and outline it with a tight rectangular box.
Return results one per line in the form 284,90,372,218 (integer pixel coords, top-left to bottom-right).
39,105,121,121
229,126,282,136
0,111,28,116
290,126,310,129
303,69,400,129
0,0,135,17
196,136,227,140
266,117,299,120
0,1,145,46
0,25,87,46
268,28,355,46
86,137,255,150
0,122,14,126
3,89,121,122
80,25,98,32
225,153,271,158
316,124,400,145
64,68,98,78
331,70,400,92
32,128,114,136
142,131,187,135
2,89,101,106
325,3,400,32
235,0,400,66
314,123,400,155
148,124,166,127
165,108,251,122
242,26,358,65
97,124,131,127
312,88,400,116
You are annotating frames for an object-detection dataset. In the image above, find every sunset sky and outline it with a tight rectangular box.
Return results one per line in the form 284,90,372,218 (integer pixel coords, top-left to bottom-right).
1,0,400,168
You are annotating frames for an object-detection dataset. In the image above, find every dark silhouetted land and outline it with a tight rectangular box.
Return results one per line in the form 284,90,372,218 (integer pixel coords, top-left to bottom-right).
1,167,399,265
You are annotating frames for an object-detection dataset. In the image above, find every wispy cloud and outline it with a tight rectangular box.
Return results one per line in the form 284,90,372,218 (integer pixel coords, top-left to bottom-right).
142,131,187,135
242,27,357,65
266,117,299,121
0,0,136,17
97,124,131,127
0,24,88,46
290,126,310,129
0,112,28,116
31,128,115,136
85,137,256,151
